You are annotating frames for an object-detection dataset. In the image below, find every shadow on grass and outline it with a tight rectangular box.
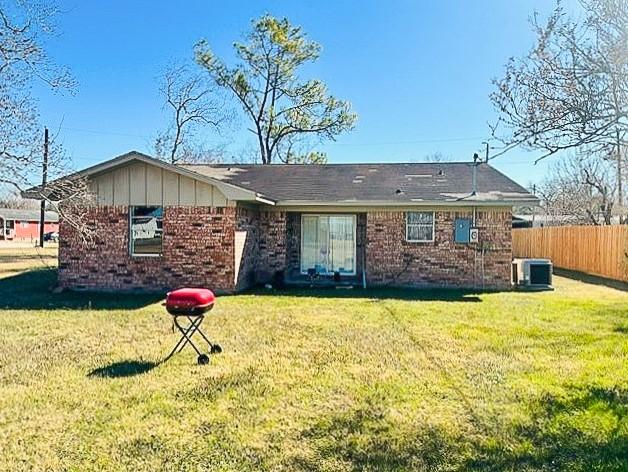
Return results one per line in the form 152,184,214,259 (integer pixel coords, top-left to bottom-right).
554,268,628,292
243,286,487,302
289,385,628,472
0,269,163,311
88,360,159,378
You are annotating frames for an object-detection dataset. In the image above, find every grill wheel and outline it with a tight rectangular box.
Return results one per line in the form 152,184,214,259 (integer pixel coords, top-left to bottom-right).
197,354,210,365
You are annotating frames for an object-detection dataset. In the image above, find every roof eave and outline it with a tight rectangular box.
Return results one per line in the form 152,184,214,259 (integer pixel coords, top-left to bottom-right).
274,198,540,207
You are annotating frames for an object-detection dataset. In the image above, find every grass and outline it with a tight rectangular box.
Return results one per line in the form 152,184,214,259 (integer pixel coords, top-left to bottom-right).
0,248,626,471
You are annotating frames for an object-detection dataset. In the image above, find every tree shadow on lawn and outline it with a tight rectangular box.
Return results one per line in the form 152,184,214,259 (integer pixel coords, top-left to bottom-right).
244,286,487,302
0,269,163,311
88,360,160,378
288,385,628,472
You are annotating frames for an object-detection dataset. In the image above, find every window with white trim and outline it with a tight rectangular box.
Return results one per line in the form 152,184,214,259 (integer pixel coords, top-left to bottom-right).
406,211,434,242
130,206,163,256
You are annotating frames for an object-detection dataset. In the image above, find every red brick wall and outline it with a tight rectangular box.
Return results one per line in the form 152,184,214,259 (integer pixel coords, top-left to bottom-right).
59,206,512,292
59,206,236,292
366,210,512,289
256,210,287,283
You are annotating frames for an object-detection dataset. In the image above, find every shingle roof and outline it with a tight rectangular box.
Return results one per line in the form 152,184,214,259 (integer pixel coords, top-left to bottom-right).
0,208,59,222
181,162,536,205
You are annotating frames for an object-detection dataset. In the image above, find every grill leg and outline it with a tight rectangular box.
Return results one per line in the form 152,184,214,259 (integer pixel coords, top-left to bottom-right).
165,315,205,360
186,317,222,354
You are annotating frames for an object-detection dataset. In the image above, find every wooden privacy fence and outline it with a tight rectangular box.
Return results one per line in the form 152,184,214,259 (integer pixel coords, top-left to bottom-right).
512,225,628,282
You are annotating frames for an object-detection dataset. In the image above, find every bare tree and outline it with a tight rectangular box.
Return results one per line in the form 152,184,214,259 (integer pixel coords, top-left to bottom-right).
1,1,74,188
195,15,357,164
490,0,627,221
155,64,228,165
0,1,95,239
0,190,39,209
422,152,453,163
537,154,616,225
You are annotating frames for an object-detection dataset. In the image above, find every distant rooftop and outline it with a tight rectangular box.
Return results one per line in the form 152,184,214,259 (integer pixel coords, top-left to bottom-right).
0,208,59,222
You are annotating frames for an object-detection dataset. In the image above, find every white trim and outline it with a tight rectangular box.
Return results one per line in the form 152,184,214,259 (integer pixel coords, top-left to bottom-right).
405,211,435,243
300,213,357,276
255,194,276,205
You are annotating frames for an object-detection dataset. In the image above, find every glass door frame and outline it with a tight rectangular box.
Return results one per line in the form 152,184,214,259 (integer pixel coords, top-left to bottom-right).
299,213,357,276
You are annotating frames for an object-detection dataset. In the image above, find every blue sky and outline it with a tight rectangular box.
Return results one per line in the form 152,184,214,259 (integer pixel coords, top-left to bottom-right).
36,0,578,187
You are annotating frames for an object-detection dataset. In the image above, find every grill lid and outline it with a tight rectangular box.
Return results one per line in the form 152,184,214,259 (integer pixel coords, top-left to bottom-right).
166,288,216,308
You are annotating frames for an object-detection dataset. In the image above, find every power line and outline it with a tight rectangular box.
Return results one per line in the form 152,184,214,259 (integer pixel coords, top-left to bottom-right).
59,126,490,148
326,135,488,147
60,126,152,139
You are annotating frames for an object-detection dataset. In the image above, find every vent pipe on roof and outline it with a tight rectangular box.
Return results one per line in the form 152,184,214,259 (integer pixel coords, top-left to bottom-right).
472,152,479,196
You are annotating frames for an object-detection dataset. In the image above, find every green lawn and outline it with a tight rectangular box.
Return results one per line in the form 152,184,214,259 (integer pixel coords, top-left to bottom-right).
0,249,627,471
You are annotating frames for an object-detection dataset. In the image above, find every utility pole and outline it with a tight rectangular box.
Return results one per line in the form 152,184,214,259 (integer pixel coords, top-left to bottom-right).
39,127,49,248
617,130,624,224
532,184,536,227
481,141,489,163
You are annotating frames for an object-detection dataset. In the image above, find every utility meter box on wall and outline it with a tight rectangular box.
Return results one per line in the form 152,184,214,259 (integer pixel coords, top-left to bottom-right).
469,227,479,243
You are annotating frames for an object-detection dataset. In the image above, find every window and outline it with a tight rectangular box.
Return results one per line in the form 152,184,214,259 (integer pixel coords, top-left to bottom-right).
406,212,434,242
301,214,356,275
454,218,471,243
130,206,163,256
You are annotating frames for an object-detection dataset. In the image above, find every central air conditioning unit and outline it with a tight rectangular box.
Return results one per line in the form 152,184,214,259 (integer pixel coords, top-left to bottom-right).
512,258,553,290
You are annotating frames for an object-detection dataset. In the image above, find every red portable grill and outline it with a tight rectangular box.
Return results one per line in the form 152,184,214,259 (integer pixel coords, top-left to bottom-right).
165,288,222,365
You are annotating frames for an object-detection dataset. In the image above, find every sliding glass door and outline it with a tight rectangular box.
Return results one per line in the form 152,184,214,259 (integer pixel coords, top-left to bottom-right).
301,214,356,275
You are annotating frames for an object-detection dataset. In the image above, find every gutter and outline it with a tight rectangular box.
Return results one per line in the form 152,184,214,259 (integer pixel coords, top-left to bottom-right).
273,199,540,208
255,194,276,205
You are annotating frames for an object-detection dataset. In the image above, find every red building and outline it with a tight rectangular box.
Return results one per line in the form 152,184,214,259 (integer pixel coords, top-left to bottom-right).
0,209,59,242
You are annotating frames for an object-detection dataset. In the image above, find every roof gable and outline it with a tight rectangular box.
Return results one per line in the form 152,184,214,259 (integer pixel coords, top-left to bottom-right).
22,151,273,204
69,151,271,202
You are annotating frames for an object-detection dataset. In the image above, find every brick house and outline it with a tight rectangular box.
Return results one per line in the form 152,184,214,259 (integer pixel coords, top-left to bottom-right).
0,208,59,241
26,151,537,292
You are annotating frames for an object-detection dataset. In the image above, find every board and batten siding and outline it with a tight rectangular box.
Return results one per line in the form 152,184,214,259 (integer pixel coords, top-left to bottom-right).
89,162,230,207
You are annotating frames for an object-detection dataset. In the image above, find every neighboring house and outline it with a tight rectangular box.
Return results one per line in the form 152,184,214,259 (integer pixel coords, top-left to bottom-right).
0,208,59,241
25,151,538,292
513,213,623,228
512,214,578,228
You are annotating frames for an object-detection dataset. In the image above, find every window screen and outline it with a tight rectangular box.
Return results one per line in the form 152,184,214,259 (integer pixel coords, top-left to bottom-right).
406,212,434,242
130,206,163,255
